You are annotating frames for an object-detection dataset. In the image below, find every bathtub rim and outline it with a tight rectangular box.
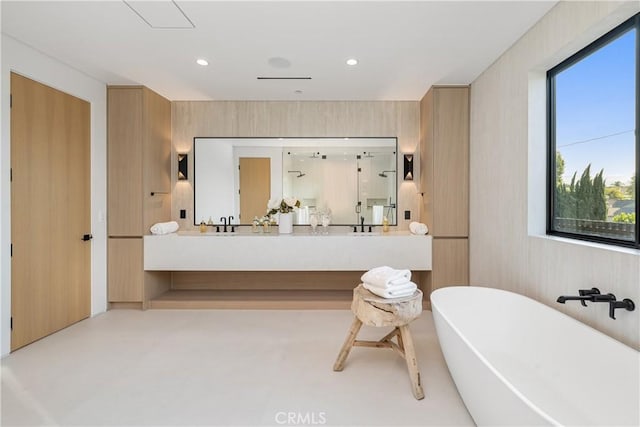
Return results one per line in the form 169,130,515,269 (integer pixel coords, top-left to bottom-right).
432,285,638,352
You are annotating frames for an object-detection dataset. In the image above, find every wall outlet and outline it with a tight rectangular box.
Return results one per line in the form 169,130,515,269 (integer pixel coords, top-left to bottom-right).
404,210,411,220
180,209,186,219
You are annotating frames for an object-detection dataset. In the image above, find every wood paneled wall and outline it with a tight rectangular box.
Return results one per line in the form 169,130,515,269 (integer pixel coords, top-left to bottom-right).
171,101,421,229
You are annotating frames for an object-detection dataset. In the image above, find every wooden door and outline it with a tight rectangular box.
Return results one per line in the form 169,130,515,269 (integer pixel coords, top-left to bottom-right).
11,73,91,351
239,157,270,223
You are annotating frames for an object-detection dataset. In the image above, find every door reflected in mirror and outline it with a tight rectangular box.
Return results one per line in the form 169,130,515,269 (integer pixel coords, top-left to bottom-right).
239,157,271,223
193,138,397,226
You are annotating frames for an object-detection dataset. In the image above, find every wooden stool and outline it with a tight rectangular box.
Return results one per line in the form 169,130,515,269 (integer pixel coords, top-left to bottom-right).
333,284,424,400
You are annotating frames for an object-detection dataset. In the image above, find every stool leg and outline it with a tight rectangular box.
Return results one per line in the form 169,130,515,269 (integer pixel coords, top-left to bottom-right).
333,317,363,371
396,327,404,350
399,325,424,400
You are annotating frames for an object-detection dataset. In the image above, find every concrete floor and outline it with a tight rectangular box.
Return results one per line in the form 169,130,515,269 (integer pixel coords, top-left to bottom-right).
1,309,473,426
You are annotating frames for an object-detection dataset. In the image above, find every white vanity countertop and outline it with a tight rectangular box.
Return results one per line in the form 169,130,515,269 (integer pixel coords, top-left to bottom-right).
144,231,432,271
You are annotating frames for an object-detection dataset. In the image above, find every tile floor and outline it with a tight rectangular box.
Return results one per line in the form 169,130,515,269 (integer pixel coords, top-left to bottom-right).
1,309,473,426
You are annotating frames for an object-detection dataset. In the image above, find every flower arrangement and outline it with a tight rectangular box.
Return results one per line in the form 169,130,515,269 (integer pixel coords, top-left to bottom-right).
267,197,301,215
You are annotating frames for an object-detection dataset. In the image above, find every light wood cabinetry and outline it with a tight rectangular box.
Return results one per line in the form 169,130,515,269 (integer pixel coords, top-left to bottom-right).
108,89,143,236
431,239,469,291
107,86,171,305
108,238,143,302
420,86,470,292
420,86,469,236
108,86,171,236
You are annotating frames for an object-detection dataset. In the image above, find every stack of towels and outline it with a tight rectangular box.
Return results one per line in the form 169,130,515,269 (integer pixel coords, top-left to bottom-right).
409,221,429,235
150,221,179,235
361,266,417,299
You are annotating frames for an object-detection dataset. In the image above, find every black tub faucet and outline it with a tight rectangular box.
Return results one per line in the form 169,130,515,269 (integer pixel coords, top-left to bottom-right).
360,216,365,232
557,288,635,319
220,216,227,232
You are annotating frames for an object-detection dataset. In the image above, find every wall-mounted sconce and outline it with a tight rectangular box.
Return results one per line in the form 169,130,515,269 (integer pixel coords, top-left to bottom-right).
403,154,414,181
178,154,188,180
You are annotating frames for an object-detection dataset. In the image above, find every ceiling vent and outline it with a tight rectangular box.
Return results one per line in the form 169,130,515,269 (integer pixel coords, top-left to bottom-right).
124,0,195,29
257,77,312,80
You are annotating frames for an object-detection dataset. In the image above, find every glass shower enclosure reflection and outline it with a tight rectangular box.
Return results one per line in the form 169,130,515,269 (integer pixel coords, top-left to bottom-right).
283,145,396,225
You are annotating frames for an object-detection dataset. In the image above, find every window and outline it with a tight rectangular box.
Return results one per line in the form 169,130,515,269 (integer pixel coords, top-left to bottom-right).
548,13,639,248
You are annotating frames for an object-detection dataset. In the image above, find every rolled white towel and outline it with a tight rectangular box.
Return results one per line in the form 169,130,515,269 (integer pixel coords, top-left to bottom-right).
150,221,179,235
363,281,417,299
409,221,429,235
361,266,411,288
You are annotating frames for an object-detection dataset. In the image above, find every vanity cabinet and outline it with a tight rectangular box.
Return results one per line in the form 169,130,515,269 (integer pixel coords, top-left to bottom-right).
107,86,171,304
420,86,469,291
143,232,432,309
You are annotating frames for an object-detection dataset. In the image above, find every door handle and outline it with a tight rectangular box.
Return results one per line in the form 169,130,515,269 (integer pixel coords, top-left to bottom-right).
82,234,93,241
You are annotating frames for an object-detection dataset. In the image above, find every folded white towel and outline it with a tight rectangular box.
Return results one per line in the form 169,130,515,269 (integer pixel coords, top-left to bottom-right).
361,266,411,288
409,221,429,235
363,281,417,299
150,221,179,235
364,281,417,294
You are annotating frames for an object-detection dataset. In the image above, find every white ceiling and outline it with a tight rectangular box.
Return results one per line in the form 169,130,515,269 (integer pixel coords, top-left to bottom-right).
1,1,557,101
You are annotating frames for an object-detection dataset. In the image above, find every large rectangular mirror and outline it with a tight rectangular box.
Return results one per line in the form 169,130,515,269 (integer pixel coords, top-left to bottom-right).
193,137,397,226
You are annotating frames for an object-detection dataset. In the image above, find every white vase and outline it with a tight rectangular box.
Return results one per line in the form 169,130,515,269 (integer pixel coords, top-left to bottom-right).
278,212,293,234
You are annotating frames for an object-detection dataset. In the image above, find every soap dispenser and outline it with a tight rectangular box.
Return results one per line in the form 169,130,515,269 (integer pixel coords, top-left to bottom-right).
252,217,260,233
199,220,207,233
382,216,389,233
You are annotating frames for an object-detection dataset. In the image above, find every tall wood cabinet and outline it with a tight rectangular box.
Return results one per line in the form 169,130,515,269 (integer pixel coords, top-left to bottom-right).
419,86,469,292
107,86,171,306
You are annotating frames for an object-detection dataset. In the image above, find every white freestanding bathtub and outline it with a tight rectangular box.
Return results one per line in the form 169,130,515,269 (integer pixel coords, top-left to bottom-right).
431,286,639,426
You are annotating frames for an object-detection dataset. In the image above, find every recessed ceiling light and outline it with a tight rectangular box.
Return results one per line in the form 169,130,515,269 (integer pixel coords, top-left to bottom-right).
346,58,358,66
294,90,303,94
196,58,209,66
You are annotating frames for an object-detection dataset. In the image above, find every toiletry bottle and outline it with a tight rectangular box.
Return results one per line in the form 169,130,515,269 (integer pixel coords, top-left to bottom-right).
382,216,389,232
252,217,259,233
199,220,207,233
207,216,214,227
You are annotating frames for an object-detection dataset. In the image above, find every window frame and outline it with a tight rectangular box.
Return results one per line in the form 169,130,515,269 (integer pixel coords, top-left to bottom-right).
547,13,640,249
